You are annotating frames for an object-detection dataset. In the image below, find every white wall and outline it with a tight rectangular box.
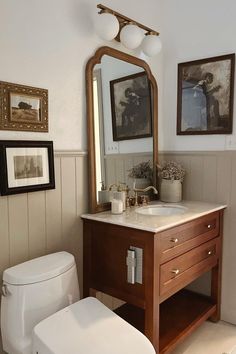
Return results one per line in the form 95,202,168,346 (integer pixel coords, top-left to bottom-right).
160,0,236,151
0,0,162,150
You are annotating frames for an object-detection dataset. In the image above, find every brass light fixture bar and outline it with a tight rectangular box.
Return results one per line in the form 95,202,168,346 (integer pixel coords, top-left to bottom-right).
97,3,160,41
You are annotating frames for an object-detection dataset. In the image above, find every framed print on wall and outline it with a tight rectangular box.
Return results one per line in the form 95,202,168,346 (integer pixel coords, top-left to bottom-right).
110,71,152,141
177,54,235,135
0,140,55,195
0,81,48,132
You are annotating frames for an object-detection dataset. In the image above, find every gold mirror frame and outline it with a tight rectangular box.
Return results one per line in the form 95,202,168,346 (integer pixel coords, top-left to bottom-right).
86,46,158,213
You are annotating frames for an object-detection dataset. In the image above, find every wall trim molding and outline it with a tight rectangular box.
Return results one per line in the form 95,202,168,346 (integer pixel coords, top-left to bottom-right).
54,150,236,158
54,150,88,157
159,150,236,156
104,151,152,159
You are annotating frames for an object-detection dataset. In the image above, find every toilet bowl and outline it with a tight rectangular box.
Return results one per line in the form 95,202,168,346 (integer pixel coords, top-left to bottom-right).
1,252,155,354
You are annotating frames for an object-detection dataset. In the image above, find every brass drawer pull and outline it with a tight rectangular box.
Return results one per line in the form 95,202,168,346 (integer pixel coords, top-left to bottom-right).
170,238,179,243
207,250,213,256
171,269,180,275
207,224,212,229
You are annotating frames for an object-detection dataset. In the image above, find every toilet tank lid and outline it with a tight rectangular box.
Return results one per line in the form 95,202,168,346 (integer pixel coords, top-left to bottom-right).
3,252,75,285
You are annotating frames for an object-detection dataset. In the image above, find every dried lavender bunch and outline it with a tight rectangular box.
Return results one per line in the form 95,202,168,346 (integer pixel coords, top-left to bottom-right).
128,160,153,179
157,161,185,182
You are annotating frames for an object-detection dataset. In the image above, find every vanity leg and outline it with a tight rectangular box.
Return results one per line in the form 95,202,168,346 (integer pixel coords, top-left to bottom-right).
210,210,223,322
144,237,160,352
210,263,221,322
83,220,92,298
145,302,160,352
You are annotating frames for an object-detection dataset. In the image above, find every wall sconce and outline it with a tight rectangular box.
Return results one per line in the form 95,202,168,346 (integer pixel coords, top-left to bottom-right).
94,4,162,57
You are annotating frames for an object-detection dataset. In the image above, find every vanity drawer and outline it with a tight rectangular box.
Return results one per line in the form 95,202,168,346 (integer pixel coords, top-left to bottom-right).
160,212,219,263
160,237,220,302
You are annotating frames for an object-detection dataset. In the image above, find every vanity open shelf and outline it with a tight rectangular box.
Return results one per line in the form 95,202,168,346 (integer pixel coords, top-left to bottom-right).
115,289,216,354
82,203,225,353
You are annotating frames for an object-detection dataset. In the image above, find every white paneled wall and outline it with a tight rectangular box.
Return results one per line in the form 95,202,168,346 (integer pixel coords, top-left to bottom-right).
0,151,87,353
105,152,153,189
0,151,121,354
1,150,236,353
0,151,88,296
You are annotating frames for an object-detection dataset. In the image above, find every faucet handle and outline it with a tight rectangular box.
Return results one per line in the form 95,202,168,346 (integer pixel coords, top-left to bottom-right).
140,195,149,206
126,197,131,208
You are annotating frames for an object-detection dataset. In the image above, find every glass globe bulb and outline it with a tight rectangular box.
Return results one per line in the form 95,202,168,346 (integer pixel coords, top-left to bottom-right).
94,13,120,41
120,24,144,50
141,34,162,57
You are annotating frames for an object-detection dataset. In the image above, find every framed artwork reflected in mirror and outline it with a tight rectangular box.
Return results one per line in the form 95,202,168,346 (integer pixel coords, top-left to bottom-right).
110,72,152,141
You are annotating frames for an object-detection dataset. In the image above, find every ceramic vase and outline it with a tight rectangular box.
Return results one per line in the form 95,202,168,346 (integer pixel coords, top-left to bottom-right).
160,179,182,203
134,178,151,190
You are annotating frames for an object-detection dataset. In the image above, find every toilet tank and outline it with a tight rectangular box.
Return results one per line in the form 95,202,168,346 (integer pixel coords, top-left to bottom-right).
1,252,80,354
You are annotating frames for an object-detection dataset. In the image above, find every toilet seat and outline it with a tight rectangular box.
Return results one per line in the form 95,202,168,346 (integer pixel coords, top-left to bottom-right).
33,297,156,354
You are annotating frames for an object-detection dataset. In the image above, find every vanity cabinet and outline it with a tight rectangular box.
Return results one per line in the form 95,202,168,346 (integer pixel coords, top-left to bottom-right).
83,209,223,354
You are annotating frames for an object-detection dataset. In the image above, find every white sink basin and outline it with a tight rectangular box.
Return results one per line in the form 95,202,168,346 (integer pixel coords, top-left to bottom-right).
135,204,188,216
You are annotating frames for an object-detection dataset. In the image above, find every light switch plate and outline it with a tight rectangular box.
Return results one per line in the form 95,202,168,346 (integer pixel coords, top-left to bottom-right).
225,136,236,150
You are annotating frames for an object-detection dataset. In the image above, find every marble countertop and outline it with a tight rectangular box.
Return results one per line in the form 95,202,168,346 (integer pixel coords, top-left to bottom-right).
81,201,226,233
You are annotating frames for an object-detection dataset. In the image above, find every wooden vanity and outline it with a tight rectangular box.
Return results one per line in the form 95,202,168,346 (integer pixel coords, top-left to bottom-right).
84,47,225,353
82,203,225,354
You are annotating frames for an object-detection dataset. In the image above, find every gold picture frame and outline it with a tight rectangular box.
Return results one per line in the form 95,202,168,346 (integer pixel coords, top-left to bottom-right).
0,81,48,132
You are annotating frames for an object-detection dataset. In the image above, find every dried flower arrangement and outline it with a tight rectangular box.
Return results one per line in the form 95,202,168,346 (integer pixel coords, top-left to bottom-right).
128,160,153,180
157,161,185,182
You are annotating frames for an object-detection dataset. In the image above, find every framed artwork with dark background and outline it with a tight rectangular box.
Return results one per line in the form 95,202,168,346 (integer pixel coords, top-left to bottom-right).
110,71,152,141
177,54,235,135
0,81,48,132
0,140,55,195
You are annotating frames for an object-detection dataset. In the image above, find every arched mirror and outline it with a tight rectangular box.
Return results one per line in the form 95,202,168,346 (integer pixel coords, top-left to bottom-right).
86,46,158,213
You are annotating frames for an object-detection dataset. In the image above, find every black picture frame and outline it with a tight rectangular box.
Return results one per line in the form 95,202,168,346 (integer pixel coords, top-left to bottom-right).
177,54,235,135
0,140,55,196
110,71,152,141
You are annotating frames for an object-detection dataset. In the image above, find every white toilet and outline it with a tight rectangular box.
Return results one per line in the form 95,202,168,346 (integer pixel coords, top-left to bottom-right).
1,252,155,354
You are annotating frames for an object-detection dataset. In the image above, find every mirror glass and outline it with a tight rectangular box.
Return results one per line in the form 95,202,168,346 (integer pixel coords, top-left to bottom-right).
92,55,153,205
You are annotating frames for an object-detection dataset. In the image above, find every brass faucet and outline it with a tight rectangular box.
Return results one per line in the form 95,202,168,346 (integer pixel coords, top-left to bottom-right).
133,186,158,206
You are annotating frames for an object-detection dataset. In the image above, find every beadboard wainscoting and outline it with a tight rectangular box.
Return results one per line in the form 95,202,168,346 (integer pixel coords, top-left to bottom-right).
105,152,152,188
0,151,86,353
1,150,236,354
0,150,124,352
0,151,88,300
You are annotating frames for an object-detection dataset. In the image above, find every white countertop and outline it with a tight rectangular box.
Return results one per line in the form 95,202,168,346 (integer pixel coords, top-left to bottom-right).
81,201,226,233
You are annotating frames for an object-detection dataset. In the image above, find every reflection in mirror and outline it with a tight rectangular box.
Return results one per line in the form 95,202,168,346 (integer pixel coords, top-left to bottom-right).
110,71,152,141
86,47,158,213
92,55,153,206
